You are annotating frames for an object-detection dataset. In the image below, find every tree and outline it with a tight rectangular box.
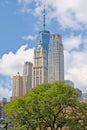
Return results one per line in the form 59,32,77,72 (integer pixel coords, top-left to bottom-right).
30,81,79,130
5,81,87,130
66,101,87,130
4,97,32,130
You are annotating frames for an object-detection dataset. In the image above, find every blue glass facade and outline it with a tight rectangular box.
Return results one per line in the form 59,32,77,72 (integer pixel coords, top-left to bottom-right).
38,30,50,67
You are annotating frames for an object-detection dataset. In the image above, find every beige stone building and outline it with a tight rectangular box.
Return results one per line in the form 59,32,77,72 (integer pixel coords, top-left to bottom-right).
12,72,23,99
32,40,48,87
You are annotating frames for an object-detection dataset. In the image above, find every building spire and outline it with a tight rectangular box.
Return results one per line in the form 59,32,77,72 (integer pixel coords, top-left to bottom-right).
37,38,43,50
43,5,46,31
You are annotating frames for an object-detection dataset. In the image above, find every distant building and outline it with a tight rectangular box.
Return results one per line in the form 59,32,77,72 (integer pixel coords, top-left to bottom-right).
0,98,7,119
82,93,87,100
65,80,74,87
76,88,83,100
12,72,23,99
32,40,48,87
23,61,33,95
48,34,64,83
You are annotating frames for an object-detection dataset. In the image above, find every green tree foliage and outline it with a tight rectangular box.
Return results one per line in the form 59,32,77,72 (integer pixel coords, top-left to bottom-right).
66,101,87,130
5,81,87,130
4,97,30,130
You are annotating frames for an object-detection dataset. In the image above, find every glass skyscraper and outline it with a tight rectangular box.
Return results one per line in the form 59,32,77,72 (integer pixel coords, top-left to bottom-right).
38,30,50,67
48,33,64,83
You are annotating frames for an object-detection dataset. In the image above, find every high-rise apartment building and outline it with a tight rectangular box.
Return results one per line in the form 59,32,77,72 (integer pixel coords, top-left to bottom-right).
48,33,64,83
12,72,23,99
23,61,33,95
32,40,48,87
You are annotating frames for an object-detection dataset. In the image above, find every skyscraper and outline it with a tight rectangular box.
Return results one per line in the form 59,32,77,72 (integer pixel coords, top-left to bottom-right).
37,7,50,67
32,40,48,87
38,31,50,67
12,72,23,99
48,33,64,83
23,61,33,95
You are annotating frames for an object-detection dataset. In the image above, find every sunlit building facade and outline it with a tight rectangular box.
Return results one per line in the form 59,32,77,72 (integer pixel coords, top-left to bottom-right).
32,40,48,87
48,33,64,83
23,61,33,95
12,72,23,99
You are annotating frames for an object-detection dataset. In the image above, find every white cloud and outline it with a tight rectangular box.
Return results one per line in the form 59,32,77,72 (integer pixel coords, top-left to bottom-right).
63,34,87,92
0,44,34,76
64,34,87,92
17,0,87,29
17,0,32,13
22,35,36,41
63,34,82,51
45,0,87,29
0,86,12,100
0,44,34,100
0,78,12,100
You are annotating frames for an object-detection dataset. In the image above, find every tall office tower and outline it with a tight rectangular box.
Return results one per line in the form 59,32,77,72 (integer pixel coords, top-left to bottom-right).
12,72,23,99
32,40,48,87
38,7,50,67
23,61,33,95
48,33,64,83
38,31,50,67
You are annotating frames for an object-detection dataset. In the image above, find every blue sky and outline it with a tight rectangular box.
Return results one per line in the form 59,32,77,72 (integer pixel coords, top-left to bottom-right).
0,0,87,100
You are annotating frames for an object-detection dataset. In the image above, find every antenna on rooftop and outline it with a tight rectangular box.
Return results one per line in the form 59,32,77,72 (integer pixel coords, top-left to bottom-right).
43,5,46,31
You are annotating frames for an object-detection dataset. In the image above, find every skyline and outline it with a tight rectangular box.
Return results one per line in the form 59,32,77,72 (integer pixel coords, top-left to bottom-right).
0,0,87,99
